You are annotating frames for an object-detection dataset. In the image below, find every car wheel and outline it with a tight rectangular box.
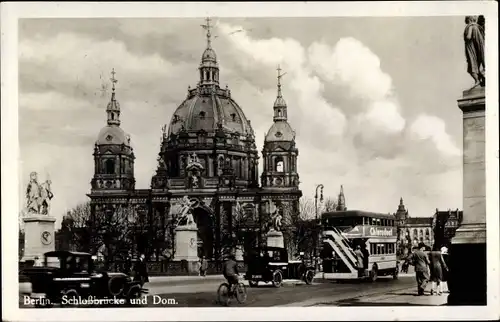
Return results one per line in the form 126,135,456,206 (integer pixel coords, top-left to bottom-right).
369,265,378,282
304,270,315,285
249,280,258,288
61,289,79,307
272,270,283,288
126,285,142,305
108,276,125,296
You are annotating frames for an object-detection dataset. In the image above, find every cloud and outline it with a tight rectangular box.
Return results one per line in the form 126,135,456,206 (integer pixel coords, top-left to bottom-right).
217,23,347,140
410,114,461,157
308,38,406,134
309,38,393,101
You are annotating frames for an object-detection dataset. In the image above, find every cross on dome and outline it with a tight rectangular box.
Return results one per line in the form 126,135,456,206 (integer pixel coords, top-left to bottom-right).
201,17,213,48
110,68,118,92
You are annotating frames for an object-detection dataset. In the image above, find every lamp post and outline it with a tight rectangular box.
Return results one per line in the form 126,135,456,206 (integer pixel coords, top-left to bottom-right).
314,184,324,269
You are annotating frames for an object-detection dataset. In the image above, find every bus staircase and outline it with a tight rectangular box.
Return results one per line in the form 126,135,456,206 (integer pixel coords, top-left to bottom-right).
322,227,358,279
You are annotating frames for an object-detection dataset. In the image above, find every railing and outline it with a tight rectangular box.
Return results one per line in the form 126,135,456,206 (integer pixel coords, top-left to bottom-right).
322,229,357,274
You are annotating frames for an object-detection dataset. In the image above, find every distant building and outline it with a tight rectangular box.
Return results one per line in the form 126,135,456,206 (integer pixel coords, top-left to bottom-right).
394,198,462,257
432,208,463,249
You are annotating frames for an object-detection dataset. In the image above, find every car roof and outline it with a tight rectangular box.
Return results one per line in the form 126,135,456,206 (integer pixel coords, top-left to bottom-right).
45,250,92,257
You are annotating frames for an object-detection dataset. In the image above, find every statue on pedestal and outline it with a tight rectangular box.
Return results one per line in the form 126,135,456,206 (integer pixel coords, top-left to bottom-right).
464,15,485,88
26,172,54,215
175,196,198,227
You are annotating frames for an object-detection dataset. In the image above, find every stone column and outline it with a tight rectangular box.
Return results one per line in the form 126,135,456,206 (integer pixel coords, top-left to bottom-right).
447,87,486,305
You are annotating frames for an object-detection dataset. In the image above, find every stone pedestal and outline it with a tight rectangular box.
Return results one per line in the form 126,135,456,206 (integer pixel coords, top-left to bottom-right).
267,230,284,248
448,87,487,305
21,215,56,262
174,225,199,274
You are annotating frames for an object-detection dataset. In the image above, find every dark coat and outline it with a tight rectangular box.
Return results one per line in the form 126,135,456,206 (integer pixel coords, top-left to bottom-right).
407,249,430,273
428,250,448,282
441,253,450,282
134,259,149,283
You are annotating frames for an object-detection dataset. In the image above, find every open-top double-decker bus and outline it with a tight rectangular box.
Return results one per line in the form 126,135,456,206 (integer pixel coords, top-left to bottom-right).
320,210,399,282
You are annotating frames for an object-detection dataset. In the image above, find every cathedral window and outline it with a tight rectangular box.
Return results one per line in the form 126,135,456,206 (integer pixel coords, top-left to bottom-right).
199,111,206,120
230,113,237,121
274,157,284,172
105,159,115,174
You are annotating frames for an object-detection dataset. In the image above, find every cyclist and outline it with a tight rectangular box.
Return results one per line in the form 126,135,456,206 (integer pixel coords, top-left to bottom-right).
222,253,239,294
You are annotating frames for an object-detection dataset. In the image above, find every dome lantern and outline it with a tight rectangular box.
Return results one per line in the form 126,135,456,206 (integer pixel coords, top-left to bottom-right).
198,17,219,87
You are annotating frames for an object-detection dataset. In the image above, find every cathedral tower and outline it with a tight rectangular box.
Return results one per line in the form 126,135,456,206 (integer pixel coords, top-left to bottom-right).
335,185,347,211
91,69,135,191
261,66,300,189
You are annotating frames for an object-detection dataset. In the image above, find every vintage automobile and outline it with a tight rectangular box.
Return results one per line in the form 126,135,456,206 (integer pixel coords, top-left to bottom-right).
244,247,315,288
21,251,146,307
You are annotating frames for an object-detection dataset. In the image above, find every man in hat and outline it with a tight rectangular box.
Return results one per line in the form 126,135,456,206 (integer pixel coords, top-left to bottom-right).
405,243,430,295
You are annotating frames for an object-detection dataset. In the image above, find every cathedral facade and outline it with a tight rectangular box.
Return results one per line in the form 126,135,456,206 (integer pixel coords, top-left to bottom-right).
87,19,302,263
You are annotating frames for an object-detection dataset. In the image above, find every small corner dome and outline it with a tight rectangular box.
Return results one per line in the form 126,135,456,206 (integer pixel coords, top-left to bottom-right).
265,121,295,142
96,125,130,146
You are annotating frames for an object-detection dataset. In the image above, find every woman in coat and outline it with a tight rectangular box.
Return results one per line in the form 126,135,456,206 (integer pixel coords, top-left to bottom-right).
428,248,448,295
440,246,450,293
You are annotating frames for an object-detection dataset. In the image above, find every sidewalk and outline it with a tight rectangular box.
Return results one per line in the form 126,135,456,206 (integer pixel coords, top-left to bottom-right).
318,287,448,306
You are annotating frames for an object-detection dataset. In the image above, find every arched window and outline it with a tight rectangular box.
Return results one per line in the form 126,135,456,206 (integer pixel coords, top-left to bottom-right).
274,157,284,172
413,228,417,237
105,159,115,174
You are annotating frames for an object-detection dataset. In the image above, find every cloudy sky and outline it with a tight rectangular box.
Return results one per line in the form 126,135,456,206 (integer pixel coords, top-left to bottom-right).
18,16,470,226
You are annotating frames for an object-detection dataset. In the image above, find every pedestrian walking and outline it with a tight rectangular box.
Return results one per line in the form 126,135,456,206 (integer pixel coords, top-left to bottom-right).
133,254,149,288
440,246,450,293
405,243,430,295
199,256,208,277
354,245,365,278
428,248,447,295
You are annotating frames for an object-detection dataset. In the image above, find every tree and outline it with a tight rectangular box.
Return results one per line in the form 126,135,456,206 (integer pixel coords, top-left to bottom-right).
281,198,318,261
322,197,338,213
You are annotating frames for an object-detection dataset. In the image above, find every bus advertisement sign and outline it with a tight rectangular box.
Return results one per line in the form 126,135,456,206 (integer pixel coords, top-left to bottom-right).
364,226,396,237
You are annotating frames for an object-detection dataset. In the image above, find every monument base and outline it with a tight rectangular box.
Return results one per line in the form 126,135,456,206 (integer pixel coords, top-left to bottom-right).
267,230,284,248
21,215,56,262
447,241,487,305
174,225,199,274
447,86,487,306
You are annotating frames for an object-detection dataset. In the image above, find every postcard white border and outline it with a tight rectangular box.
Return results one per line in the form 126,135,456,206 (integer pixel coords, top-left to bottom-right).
2,1,499,321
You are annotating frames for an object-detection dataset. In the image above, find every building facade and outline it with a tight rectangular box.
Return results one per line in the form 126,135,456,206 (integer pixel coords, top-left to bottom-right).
394,198,462,257
86,19,302,264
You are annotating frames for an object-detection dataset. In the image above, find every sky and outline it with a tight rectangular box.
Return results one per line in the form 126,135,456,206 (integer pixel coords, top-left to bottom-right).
18,17,470,227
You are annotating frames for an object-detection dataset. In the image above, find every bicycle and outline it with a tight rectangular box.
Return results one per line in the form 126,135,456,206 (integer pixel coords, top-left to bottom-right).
217,281,247,306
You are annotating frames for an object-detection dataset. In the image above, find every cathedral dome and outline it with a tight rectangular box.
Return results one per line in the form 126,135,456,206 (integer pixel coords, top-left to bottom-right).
96,125,130,146
265,121,295,142
168,88,254,137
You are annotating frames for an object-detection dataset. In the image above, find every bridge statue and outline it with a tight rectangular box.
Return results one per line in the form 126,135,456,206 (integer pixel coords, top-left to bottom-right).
22,171,57,263
175,196,198,227
464,15,485,88
26,171,54,215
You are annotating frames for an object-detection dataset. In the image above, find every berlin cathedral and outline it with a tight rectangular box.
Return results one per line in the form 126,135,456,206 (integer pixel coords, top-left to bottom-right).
87,19,302,262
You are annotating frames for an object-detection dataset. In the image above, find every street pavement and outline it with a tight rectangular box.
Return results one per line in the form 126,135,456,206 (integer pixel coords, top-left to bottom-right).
21,273,442,308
